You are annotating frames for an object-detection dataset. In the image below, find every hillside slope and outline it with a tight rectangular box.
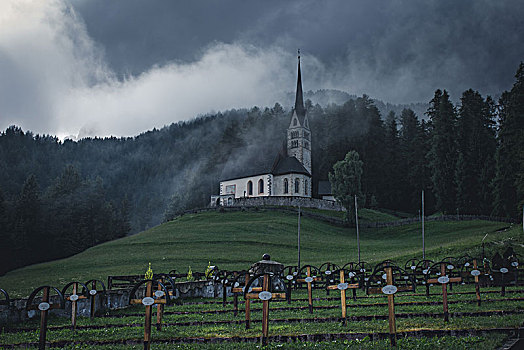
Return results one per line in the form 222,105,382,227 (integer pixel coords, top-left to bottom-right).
0,209,521,298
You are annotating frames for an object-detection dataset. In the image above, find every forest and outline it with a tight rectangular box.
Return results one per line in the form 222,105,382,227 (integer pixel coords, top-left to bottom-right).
0,63,522,275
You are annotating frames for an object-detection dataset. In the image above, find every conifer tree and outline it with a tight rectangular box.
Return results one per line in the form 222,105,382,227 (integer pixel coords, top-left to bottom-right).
493,63,524,218
427,90,458,214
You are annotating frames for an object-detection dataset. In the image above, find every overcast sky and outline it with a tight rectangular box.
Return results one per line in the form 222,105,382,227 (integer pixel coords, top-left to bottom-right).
1,0,523,138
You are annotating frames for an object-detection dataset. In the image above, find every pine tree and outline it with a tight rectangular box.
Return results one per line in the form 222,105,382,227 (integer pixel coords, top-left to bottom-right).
455,90,497,214
382,111,401,209
493,63,524,218
427,90,458,214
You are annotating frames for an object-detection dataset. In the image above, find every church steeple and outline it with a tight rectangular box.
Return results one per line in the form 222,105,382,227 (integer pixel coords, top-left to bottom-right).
294,50,306,117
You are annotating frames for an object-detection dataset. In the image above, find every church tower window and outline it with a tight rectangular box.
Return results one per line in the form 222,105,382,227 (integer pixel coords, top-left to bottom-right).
293,118,298,126
284,178,289,194
248,181,253,196
258,179,264,194
295,179,300,193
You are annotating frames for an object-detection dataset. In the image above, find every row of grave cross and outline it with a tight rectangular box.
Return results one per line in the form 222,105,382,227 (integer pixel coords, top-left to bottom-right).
10,249,520,349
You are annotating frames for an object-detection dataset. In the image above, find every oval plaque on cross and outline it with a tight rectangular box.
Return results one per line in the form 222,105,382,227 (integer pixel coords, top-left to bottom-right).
286,275,294,281
154,290,165,298
410,265,416,270
337,283,348,290
471,269,481,276
38,302,50,311
511,261,519,267
348,272,355,278
69,294,79,301
258,291,272,300
304,277,313,283
382,285,397,295
234,282,240,287
325,270,332,275
447,264,454,270
142,297,155,306
89,290,97,296
500,268,509,274
464,262,470,267
437,276,450,284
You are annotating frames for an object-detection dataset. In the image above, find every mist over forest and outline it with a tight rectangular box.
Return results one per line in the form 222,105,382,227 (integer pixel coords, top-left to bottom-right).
1,63,524,275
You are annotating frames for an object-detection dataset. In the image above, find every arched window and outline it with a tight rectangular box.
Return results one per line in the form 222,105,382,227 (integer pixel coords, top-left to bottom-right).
305,179,308,195
284,178,288,194
295,178,300,193
258,179,264,194
247,181,253,196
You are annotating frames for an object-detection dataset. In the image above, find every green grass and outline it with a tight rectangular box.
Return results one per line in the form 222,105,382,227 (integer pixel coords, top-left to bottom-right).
1,209,522,298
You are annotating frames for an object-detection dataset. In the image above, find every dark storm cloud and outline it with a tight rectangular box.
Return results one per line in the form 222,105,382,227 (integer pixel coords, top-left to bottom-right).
1,0,523,138
71,0,524,103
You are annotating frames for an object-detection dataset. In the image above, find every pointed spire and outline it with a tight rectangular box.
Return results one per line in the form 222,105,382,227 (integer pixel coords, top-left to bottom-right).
294,49,306,117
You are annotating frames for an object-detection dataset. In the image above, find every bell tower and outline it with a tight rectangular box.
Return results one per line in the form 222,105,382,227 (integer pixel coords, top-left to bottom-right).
287,50,312,174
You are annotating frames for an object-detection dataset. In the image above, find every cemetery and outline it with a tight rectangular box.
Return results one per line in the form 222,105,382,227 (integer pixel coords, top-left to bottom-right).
0,239,522,349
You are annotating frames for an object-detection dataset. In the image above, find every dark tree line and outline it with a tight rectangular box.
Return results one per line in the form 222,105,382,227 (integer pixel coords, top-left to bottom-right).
0,62,522,274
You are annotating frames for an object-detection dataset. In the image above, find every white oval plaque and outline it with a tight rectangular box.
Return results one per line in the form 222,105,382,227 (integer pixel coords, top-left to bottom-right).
464,262,470,267
471,269,481,276
154,290,165,298
422,269,429,275
337,283,348,290
411,265,416,270
511,261,518,267
259,291,272,300
382,285,397,295
89,290,97,296
293,272,298,276
364,277,369,281
325,270,332,275
38,302,50,311
304,277,313,283
348,272,355,278
69,294,79,301
286,275,294,281
447,264,454,270
500,268,509,274
377,281,381,284
437,276,450,284
382,273,387,280
142,297,155,306
234,282,240,287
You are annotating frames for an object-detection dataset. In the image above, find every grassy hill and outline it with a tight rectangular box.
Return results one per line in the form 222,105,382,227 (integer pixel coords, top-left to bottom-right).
1,209,522,298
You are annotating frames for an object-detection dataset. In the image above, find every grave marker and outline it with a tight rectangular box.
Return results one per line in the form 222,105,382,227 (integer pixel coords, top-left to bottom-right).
366,264,415,347
61,281,89,331
84,279,106,319
297,265,322,313
129,278,171,350
243,273,286,346
427,262,462,321
326,270,359,326
26,286,65,350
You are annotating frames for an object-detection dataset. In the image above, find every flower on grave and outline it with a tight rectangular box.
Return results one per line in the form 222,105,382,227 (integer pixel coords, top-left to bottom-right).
205,261,214,279
187,266,194,281
145,262,153,280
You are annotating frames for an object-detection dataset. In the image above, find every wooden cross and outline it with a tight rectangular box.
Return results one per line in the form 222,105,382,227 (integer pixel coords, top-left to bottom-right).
26,286,64,350
296,266,322,313
472,259,482,306
367,267,414,347
427,263,462,321
244,273,286,346
326,270,359,326
85,279,105,319
231,272,255,318
62,282,88,331
129,280,168,350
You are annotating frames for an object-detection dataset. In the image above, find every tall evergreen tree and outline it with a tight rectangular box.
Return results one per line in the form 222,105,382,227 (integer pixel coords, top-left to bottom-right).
493,63,524,218
427,90,458,214
382,111,401,209
455,90,497,214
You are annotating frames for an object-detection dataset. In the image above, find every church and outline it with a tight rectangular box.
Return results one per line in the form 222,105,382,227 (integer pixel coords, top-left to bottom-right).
211,54,313,207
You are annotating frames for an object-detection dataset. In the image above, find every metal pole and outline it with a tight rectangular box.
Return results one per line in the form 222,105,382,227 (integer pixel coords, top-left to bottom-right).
298,205,301,270
422,190,425,260
355,195,360,263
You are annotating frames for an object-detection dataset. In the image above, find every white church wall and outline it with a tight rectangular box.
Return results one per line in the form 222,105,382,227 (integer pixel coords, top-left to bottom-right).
273,174,311,197
220,174,273,199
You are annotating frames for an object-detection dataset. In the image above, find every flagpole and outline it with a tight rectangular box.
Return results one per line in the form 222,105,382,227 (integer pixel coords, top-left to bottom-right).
355,195,360,263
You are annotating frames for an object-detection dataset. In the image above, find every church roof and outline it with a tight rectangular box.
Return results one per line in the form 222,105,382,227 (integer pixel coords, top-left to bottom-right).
272,155,310,176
